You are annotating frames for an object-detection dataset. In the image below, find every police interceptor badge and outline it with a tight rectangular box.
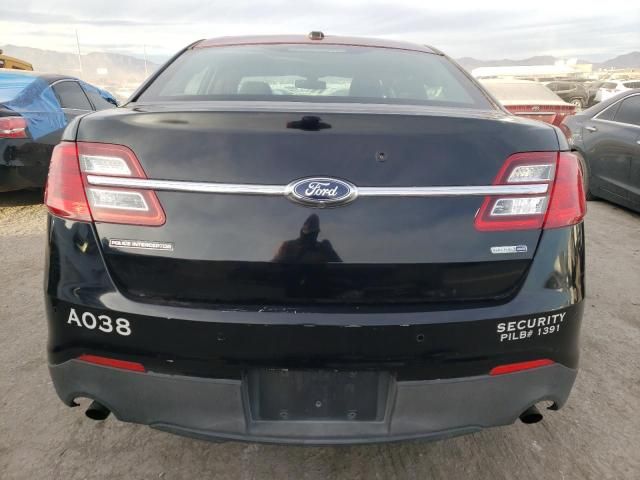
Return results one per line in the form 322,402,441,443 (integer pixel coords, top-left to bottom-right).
108,238,174,252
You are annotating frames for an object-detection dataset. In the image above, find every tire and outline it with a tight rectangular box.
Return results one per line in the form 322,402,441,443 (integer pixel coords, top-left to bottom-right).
577,152,596,200
570,98,584,110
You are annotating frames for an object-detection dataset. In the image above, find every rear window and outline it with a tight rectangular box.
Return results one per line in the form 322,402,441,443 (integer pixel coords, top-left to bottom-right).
52,81,92,110
137,44,491,109
481,81,561,102
623,81,640,89
85,89,117,110
613,95,640,126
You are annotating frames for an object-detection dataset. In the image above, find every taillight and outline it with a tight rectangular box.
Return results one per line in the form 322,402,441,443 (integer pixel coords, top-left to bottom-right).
505,105,575,126
45,141,165,226
543,152,586,229
0,116,28,138
45,143,92,221
475,151,585,231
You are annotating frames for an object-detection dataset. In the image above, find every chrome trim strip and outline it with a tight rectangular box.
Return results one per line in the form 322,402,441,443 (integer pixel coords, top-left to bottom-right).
86,176,286,195
357,185,548,196
87,175,548,197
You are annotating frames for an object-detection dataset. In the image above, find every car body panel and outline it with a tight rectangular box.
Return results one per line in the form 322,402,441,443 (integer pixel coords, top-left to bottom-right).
72,104,559,306
194,34,439,54
563,89,640,211
46,216,584,374
544,81,588,108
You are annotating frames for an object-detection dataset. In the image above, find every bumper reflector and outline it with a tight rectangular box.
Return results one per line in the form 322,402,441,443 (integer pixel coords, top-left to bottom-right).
489,358,554,376
77,354,146,373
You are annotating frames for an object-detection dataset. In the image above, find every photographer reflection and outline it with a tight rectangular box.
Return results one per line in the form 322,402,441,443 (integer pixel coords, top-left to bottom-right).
272,214,342,264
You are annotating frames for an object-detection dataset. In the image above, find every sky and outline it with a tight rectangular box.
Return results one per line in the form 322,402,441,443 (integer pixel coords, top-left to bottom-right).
1,0,639,61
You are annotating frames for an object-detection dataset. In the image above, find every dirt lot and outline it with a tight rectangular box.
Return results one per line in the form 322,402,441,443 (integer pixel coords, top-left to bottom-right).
0,191,638,480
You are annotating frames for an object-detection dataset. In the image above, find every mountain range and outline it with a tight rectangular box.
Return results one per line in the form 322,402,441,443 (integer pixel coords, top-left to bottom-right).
1,45,159,99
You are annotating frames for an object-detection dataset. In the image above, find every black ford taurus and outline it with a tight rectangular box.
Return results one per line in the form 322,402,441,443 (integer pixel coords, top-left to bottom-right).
44,33,586,444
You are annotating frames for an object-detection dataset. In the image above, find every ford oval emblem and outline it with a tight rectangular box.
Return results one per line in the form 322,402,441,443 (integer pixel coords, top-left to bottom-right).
285,177,358,207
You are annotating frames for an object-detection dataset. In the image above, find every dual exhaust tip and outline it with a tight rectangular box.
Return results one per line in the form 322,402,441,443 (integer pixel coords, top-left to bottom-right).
85,400,111,421
519,405,544,424
84,399,545,425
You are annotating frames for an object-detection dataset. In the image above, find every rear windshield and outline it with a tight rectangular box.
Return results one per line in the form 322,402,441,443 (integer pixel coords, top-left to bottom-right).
137,44,492,109
481,81,561,102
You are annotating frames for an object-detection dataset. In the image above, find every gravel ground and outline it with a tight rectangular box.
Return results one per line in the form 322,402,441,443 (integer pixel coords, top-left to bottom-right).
0,191,639,480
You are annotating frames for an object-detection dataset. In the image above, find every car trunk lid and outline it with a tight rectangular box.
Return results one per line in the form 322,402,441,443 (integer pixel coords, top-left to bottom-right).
75,104,560,307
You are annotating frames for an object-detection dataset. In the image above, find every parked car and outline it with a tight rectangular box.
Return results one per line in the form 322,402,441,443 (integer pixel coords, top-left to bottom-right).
481,79,575,126
562,89,640,212
0,49,33,70
543,81,589,109
583,81,604,107
45,33,586,445
595,80,640,103
0,70,116,192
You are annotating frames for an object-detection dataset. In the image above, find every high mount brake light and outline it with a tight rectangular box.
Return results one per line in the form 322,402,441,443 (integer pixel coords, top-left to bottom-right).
45,141,165,226
0,116,28,138
474,151,585,231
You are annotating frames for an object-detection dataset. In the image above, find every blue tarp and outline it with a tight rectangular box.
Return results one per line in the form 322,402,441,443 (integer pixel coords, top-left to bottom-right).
0,71,66,140
80,81,118,106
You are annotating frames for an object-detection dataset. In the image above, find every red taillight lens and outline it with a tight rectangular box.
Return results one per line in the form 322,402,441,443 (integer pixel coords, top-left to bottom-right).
45,142,92,221
77,354,146,372
0,116,28,138
45,141,165,226
475,152,556,231
489,358,554,376
543,152,586,229
475,151,585,232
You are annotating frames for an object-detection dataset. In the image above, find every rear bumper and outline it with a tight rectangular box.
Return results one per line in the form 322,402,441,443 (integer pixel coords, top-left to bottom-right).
0,164,46,191
50,360,576,445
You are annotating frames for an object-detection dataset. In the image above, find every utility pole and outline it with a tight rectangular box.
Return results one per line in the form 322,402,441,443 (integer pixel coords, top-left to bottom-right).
75,29,83,77
143,44,149,77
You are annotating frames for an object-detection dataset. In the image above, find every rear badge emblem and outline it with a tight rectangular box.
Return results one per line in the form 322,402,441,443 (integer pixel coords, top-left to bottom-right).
491,245,528,254
285,177,358,207
108,238,174,252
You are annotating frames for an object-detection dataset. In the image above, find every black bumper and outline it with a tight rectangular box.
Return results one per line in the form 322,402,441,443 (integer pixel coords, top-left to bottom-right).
50,360,576,445
0,164,46,192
